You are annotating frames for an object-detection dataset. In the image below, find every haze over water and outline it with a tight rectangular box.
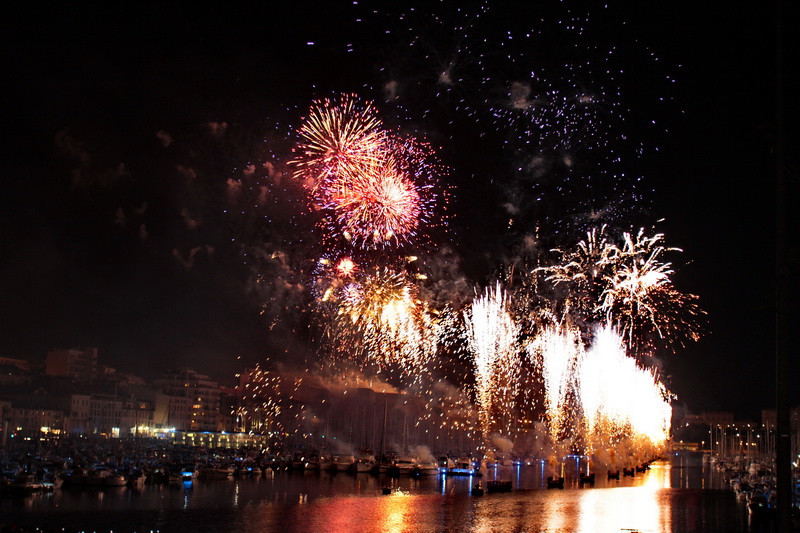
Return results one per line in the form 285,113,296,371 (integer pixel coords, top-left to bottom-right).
1,451,768,533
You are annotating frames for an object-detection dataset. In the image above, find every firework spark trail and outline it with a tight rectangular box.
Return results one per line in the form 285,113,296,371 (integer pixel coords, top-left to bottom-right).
235,363,283,435
526,320,583,443
464,283,520,447
601,229,673,316
545,225,616,288
579,326,671,461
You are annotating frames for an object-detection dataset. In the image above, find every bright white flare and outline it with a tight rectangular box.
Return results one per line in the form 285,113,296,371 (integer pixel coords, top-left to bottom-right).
464,283,520,443
526,320,582,442
579,325,671,450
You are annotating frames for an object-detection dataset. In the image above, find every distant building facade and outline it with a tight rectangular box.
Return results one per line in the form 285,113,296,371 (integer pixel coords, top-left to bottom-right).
45,347,98,381
153,369,225,432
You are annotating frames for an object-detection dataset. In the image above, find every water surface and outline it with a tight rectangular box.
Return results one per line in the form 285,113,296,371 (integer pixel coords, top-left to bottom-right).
1,452,768,532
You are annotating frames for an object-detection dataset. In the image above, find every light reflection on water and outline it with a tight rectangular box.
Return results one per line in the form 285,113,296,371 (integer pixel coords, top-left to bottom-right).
0,452,753,533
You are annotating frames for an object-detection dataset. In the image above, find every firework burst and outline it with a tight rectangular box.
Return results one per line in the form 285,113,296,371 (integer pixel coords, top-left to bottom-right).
291,94,384,194
538,226,704,358
329,156,422,246
540,224,617,319
292,95,440,249
600,229,705,357
322,267,441,381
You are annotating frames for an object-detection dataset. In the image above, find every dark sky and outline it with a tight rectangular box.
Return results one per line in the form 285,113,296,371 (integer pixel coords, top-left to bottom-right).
1,2,797,419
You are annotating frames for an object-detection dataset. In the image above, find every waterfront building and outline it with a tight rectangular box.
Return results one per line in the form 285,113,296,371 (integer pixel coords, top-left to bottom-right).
44,347,98,381
5,404,64,439
154,368,225,431
64,393,91,435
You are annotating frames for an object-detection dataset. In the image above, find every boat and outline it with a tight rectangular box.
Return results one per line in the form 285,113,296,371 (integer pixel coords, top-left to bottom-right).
351,454,375,473
331,454,355,472
127,470,147,489
579,473,596,485
235,463,262,476
318,456,333,471
438,456,455,473
546,476,564,489
486,480,512,493
41,473,64,491
180,465,200,481
607,470,620,479
747,486,775,516
84,466,114,486
413,461,440,476
393,457,417,476
290,454,308,470
305,454,322,471
103,470,128,487
734,481,753,501
7,472,43,493
198,465,235,479
376,458,395,475
167,464,199,483
471,484,484,496
448,458,477,476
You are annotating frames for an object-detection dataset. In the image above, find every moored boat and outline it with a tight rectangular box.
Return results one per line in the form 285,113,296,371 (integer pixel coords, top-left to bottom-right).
198,465,235,479
8,472,43,493
41,472,64,491
394,457,417,476
351,454,375,473
290,454,308,471
448,458,477,476
318,456,333,471
127,470,147,489
332,454,355,472
413,461,440,476
84,466,114,486
103,470,128,487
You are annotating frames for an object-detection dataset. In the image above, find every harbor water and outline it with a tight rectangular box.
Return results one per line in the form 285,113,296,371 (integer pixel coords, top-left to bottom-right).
1,451,771,533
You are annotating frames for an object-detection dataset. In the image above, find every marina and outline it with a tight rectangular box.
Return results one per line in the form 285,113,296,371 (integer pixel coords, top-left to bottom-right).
0,450,781,532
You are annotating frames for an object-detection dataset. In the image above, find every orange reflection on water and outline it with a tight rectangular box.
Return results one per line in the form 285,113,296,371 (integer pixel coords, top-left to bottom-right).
574,460,672,533
512,460,676,533
642,461,671,490
378,490,412,533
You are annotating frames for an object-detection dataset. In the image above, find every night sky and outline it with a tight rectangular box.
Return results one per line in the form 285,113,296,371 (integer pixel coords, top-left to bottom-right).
2,2,797,419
